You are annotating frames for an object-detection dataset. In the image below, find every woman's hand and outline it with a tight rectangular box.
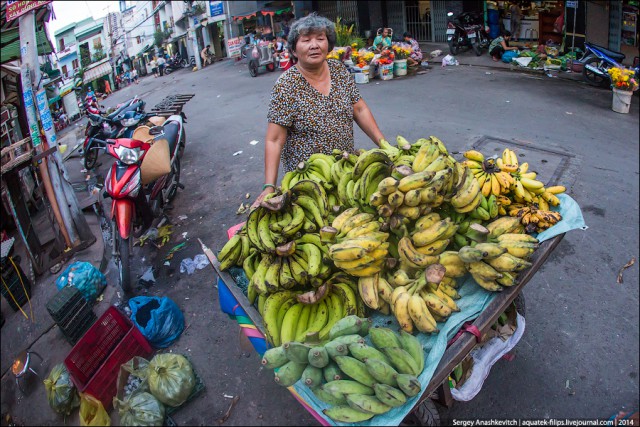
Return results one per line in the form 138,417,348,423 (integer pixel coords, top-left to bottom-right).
251,187,275,211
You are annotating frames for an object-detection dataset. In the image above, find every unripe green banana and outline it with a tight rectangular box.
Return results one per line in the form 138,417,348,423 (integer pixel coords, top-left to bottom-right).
328,315,363,340
323,379,374,396
261,346,289,369
323,361,344,382
325,340,350,359
334,356,377,387
308,346,330,368
382,347,420,376
369,327,401,349
359,317,373,336
274,361,307,387
322,405,374,422
373,383,407,407
301,364,323,388
396,373,422,397
346,394,392,415
364,357,399,387
313,387,348,406
330,334,366,346
398,330,425,373
348,343,389,364
283,342,313,364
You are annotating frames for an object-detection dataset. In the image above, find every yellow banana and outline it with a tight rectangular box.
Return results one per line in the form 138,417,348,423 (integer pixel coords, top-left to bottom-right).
408,294,438,333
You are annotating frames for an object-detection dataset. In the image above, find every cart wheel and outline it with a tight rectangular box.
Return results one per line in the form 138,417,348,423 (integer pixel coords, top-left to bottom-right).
400,399,440,426
249,60,258,77
514,293,526,317
266,63,276,72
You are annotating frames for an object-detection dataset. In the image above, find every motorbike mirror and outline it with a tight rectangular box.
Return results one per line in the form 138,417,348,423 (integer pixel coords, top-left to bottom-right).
148,126,163,135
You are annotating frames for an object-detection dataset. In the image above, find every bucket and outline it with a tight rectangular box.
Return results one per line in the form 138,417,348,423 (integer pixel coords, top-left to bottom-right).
393,59,407,76
612,88,632,114
354,72,369,84
379,63,393,80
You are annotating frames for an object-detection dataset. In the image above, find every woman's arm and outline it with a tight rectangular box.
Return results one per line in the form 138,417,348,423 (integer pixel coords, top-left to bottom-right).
500,39,518,51
251,122,287,208
353,99,385,146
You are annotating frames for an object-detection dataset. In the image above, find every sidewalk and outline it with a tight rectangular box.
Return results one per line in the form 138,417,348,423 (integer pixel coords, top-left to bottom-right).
0,126,119,425
419,41,583,83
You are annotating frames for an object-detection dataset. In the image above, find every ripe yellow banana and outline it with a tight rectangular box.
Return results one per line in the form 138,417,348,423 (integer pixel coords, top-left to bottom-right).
408,294,438,333
358,275,380,310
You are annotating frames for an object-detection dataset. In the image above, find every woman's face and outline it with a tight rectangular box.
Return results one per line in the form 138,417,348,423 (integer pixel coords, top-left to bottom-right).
383,29,389,37
294,30,329,67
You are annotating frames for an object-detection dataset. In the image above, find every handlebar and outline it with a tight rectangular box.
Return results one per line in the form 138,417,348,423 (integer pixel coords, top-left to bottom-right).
88,137,114,147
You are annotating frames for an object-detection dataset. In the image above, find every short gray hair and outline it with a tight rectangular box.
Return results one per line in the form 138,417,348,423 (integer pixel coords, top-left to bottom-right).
287,13,336,55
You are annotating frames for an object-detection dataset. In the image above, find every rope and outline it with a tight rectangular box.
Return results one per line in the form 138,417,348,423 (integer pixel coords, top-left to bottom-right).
5,257,34,322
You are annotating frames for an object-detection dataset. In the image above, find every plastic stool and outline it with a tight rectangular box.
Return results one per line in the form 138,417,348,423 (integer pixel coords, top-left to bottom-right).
12,350,43,394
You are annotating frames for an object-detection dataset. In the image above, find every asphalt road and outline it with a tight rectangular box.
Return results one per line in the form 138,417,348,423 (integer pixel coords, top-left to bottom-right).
95,56,639,425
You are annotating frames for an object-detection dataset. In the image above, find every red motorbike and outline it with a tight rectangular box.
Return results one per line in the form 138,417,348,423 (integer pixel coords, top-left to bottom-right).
90,112,186,293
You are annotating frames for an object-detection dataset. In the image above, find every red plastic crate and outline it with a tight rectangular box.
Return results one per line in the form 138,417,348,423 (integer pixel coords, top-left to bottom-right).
64,306,153,409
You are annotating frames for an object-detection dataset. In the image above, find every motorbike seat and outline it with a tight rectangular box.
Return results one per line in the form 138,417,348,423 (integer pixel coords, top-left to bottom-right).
107,102,133,120
162,121,180,155
586,42,625,62
108,101,144,121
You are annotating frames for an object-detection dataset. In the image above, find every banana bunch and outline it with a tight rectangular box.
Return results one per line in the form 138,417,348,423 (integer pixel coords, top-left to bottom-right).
217,231,252,270
508,203,563,233
258,279,364,346
329,150,358,194
280,153,336,192
328,208,390,277
344,148,394,213
463,150,514,198
261,320,424,423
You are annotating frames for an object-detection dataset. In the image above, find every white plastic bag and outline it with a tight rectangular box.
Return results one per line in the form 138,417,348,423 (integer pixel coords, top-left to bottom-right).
442,54,459,66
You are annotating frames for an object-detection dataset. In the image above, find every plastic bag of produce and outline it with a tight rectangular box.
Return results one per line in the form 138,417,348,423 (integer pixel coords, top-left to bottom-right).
43,363,80,415
55,261,106,302
114,392,165,426
148,354,195,407
79,393,110,426
116,357,151,402
129,296,184,348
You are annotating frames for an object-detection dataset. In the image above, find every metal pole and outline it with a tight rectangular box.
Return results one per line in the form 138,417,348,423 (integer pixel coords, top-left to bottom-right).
189,2,203,70
571,3,577,54
19,11,76,247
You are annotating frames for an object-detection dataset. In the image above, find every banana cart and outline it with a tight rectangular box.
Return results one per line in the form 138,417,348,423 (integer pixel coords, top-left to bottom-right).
207,223,569,426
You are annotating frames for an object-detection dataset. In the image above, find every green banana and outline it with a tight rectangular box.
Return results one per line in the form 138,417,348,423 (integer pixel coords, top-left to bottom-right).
334,356,377,387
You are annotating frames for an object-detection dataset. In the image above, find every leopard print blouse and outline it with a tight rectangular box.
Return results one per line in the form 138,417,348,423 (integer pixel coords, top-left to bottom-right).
267,59,362,172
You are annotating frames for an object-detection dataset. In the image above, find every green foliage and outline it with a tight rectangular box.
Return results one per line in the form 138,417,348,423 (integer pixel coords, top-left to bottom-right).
80,46,91,68
154,29,165,47
334,17,362,47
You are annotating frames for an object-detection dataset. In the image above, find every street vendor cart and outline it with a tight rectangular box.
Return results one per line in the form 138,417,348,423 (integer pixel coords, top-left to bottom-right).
209,229,566,425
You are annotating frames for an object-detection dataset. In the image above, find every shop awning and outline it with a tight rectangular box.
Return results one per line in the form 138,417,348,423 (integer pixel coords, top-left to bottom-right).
83,60,112,83
48,95,60,105
232,7,290,21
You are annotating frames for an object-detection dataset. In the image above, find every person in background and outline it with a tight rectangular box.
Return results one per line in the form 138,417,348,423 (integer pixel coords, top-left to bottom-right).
509,2,522,42
403,32,423,67
131,68,139,84
157,55,166,76
201,45,212,67
274,36,286,61
252,13,385,208
373,28,392,53
489,30,518,61
150,56,158,77
104,78,112,95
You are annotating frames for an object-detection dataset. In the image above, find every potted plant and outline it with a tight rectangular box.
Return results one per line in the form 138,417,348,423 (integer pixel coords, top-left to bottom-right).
391,44,412,76
607,66,638,114
376,48,395,80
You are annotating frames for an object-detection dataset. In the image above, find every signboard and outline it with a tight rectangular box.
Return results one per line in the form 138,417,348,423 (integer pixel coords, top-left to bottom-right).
227,37,243,57
566,0,578,8
209,1,224,17
5,0,51,22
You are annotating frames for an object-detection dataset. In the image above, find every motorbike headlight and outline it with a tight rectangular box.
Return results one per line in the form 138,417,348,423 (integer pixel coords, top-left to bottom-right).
120,117,140,127
114,146,143,164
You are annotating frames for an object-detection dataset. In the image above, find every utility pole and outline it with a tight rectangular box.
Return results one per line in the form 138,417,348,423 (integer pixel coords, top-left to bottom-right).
186,1,202,70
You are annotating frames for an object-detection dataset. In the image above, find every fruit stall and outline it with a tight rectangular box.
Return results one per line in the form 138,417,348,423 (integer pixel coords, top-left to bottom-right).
208,136,586,425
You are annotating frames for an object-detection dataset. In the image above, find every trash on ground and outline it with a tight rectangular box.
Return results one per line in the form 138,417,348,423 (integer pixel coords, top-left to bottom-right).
164,242,187,261
136,228,159,247
249,140,259,145
129,297,185,348
181,232,188,239
218,396,240,424
157,225,174,247
177,215,188,221
180,258,196,275
44,364,80,415
193,254,209,270
617,257,636,284
232,151,243,156
430,49,443,58
442,55,459,66
148,354,195,406
139,267,156,288
236,203,250,215
245,193,251,199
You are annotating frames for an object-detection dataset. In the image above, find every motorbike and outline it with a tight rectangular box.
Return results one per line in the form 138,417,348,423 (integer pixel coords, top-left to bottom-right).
249,42,277,77
90,112,186,292
83,98,146,170
164,55,187,74
446,11,488,56
581,41,639,87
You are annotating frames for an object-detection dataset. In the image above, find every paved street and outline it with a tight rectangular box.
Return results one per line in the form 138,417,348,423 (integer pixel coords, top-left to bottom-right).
38,55,640,424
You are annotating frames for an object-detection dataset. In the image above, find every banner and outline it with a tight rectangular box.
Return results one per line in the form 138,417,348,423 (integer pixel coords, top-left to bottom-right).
227,37,243,57
5,0,51,22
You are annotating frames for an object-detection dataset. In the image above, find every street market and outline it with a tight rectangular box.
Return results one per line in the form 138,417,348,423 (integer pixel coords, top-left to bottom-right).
1,1,639,426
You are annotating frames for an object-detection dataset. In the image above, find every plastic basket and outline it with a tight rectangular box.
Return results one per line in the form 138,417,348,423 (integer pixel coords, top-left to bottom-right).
47,286,85,321
65,306,153,409
60,309,97,345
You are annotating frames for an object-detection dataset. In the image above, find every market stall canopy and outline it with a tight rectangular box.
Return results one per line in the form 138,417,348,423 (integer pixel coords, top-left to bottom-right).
83,59,112,84
232,7,291,21
1,1,53,63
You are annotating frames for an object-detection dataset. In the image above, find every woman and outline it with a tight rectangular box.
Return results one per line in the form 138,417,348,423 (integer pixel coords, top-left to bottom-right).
252,13,386,207
150,57,158,77
403,32,423,67
373,28,392,53
489,30,518,62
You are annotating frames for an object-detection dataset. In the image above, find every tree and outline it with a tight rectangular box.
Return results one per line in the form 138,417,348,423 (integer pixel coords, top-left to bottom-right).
80,45,91,68
154,29,164,48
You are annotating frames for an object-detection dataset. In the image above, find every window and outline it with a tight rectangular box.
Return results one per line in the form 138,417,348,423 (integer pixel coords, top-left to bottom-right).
93,38,101,48
59,38,65,51
136,36,141,44
61,65,68,76
72,59,79,69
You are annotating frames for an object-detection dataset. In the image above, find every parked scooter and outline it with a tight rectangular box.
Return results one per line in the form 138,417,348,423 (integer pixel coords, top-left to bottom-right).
164,55,187,74
581,41,639,87
446,11,487,56
83,98,146,170
90,112,186,292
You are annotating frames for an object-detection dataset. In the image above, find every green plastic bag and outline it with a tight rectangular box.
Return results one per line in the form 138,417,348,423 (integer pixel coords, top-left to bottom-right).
148,354,195,407
43,363,80,415
79,393,110,426
114,392,165,426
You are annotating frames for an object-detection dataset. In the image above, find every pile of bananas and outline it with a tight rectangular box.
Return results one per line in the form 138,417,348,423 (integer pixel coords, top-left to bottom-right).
261,317,424,423
281,153,337,192
327,208,390,277
462,149,514,198
508,203,563,232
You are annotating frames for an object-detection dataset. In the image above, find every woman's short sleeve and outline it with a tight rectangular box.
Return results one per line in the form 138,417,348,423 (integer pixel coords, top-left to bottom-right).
267,77,295,127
